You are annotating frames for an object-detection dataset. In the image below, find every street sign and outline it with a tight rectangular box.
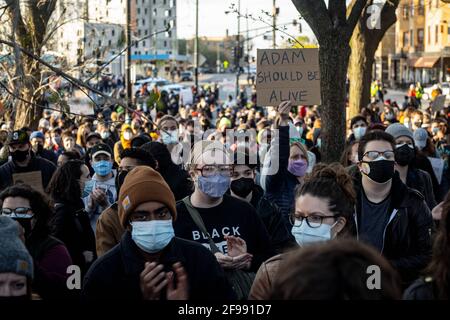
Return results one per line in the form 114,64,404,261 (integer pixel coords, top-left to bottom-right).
256,48,321,106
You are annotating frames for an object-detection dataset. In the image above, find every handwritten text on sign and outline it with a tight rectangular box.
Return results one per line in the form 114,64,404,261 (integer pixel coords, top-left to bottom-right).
256,48,321,106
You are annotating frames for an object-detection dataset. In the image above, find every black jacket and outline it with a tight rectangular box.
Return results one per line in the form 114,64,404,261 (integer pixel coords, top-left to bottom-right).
161,165,193,201
406,167,437,210
82,232,235,300
348,166,433,287
250,185,296,253
51,199,96,274
36,148,58,165
0,155,56,191
403,277,439,300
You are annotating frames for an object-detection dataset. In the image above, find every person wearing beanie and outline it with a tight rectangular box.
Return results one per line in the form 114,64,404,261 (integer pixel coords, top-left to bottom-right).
0,129,56,192
95,148,157,257
0,216,33,299
82,166,234,300
386,123,437,210
30,131,57,165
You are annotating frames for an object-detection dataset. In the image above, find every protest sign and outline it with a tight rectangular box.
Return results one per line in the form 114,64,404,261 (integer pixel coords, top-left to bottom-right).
428,157,445,184
431,95,446,113
13,171,44,194
180,89,193,105
256,48,321,106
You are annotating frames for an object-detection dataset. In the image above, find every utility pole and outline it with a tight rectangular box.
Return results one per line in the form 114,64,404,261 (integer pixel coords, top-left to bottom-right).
272,0,276,49
194,0,199,90
125,0,132,107
246,8,250,84
235,0,241,100
216,42,220,73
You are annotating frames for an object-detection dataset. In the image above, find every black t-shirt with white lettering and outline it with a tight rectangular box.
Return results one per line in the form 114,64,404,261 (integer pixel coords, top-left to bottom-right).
174,194,274,272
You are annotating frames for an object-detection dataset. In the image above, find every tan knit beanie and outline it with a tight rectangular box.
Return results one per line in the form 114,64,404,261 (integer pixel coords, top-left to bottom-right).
118,166,176,227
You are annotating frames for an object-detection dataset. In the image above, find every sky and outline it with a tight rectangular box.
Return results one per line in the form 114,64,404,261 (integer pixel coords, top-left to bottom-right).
176,0,316,55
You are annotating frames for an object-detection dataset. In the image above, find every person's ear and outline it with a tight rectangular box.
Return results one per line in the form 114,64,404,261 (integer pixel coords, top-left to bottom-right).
332,217,347,238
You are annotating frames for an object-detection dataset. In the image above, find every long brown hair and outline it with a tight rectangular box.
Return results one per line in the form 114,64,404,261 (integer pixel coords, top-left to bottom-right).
425,192,450,299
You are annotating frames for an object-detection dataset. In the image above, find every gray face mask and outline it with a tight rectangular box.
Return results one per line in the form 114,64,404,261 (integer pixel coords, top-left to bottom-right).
197,175,230,198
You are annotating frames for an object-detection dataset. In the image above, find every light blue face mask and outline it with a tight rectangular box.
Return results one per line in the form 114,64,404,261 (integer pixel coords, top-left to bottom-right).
291,220,337,247
353,127,367,140
198,174,230,198
93,160,113,177
161,130,179,145
131,220,175,253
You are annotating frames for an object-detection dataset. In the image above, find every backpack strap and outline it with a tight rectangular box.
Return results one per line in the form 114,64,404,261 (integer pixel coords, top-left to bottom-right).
181,196,221,253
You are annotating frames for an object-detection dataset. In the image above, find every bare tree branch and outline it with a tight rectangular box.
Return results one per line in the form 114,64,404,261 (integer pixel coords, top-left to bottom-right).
346,0,369,38
290,0,331,43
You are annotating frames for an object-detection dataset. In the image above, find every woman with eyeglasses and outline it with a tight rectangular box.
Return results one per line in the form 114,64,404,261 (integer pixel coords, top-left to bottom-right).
0,184,73,299
174,140,273,300
249,163,356,300
47,160,96,276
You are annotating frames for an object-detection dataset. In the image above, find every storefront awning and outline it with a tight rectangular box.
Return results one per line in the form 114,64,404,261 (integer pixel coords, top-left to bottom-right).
407,57,418,67
414,56,441,68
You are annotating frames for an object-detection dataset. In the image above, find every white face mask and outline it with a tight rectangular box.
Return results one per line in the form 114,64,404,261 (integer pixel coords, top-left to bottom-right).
123,131,132,140
131,220,175,253
291,220,338,247
161,129,179,145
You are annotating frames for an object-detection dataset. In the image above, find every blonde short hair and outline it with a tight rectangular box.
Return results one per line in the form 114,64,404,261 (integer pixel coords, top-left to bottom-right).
189,140,230,172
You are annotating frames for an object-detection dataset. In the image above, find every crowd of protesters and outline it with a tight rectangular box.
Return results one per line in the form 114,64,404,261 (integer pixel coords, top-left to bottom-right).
1,80,450,301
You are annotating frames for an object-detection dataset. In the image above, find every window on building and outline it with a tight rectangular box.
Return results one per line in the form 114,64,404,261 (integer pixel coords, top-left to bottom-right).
410,0,414,16
410,29,414,47
106,10,109,17
138,8,140,14
428,26,431,44
153,20,156,26
170,0,176,8
143,41,146,47
142,19,145,25
418,28,424,45
436,25,439,44
418,0,424,15
153,9,157,15
164,20,167,26
164,0,167,5
436,0,440,8
145,8,148,15
153,0,156,4
145,30,148,35
145,51,148,55
403,31,409,47
138,29,141,36
136,19,139,26
134,51,137,55
403,5,409,19
164,40,167,47
108,40,112,46
442,25,444,33
112,29,115,36
66,43,70,50
98,40,102,46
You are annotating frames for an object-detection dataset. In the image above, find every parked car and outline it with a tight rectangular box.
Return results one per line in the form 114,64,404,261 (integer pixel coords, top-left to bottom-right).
180,71,193,81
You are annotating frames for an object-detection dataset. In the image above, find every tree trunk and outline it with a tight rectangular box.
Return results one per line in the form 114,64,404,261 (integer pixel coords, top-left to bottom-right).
347,0,400,119
348,24,376,119
320,35,351,163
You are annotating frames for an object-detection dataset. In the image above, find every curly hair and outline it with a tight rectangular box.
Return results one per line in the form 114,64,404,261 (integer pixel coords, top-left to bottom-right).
295,163,356,236
271,239,401,299
0,184,54,241
47,159,85,204
425,192,450,299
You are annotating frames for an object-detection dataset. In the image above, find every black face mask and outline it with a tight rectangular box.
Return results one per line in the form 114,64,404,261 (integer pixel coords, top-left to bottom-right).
0,295,29,302
33,144,44,154
395,144,415,167
230,178,255,198
11,148,30,163
115,170,129,195
15,218,32,239
362,159,395,183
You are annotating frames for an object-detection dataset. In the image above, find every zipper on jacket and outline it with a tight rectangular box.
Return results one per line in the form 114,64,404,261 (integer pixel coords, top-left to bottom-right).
353,211,359,241
381,209,398,254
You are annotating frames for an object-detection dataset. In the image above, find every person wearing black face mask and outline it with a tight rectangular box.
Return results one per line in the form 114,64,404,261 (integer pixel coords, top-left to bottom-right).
348,130,433,289
95,148,157,256
386,123,437,210
30,131,57,165
0,130,56,192
229,152,295,253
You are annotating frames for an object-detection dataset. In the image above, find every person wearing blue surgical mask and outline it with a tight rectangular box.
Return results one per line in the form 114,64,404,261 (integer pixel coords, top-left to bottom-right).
174,140,273,299
83,143,117,232
82,166,234,300
349,115,368,143
249,163,355,300
158,115,180,151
